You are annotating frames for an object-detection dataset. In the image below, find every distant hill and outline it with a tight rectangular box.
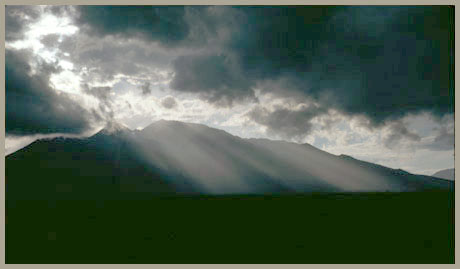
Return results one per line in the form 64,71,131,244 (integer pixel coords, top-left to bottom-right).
432,168,455,181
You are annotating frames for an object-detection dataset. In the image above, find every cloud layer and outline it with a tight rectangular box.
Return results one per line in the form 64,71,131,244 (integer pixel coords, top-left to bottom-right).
75,6,454,128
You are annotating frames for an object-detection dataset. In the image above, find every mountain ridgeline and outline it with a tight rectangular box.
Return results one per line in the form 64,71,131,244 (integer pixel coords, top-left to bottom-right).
6,120,453,199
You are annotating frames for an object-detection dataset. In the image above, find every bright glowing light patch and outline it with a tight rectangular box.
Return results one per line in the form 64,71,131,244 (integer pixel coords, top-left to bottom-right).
50,70,82,94
8,12,78,52
28,13,78,39
7,7,79,70
58,59,74,70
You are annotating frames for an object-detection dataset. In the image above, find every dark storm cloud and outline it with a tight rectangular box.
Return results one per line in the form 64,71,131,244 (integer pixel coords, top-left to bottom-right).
45,5,73,16
383,121,422,149
179,6,453,124
40,34,60,48
161,96,178,109
75,6,453,133
6,6,41,42
6,49,94,135
233,6,453,126
228,6,344,78
141,82,151,95
423,125,455,151
75,6,190,47
247,104,328,139
171,53,257,106
73,6,237,48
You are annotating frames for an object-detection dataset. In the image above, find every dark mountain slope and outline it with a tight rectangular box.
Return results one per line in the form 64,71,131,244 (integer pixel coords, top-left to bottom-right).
6,129,192,203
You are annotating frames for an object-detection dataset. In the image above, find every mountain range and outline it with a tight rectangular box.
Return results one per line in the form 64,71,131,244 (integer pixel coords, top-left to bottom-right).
6,120,453,200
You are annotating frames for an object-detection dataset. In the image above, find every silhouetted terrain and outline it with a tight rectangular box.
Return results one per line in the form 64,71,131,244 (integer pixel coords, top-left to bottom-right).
6,120,455,263
6,193,454,263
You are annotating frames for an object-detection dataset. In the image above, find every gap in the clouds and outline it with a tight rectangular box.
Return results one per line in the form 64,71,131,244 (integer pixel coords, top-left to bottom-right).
6,6,78,62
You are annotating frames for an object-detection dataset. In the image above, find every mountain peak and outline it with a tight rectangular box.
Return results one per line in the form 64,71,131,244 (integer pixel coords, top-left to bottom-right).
339,154,355,160
141,119,214,133
98,121,131,135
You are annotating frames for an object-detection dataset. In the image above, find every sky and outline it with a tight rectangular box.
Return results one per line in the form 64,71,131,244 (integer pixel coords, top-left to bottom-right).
5,5,455,176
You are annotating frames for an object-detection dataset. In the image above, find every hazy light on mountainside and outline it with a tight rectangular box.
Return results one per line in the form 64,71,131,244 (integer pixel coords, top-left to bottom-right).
6,120,453,195
96,120,444,194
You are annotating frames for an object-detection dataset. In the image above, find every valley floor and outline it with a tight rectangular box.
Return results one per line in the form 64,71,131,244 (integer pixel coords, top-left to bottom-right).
6,191,455,264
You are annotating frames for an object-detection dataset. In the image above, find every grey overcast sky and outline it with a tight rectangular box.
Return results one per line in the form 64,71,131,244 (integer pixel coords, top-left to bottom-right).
5,5,454,175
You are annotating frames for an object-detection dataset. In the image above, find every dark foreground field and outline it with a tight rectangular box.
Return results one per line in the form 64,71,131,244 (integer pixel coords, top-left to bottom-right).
6,191,454,264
